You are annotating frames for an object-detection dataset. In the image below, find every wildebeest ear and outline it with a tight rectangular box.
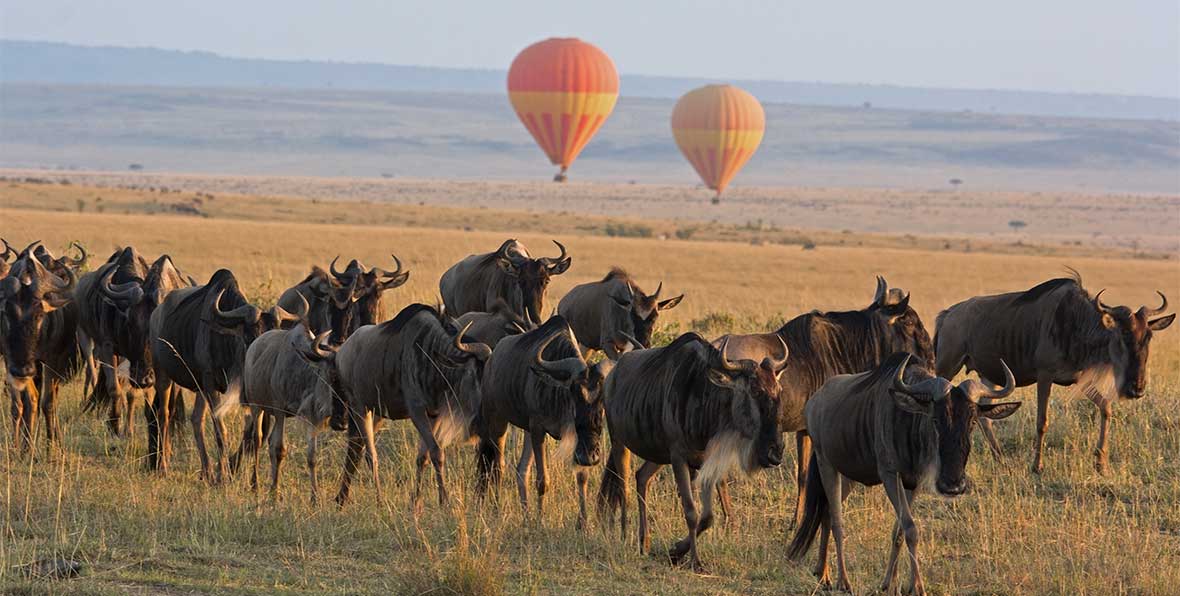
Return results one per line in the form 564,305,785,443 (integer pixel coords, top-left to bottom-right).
1100,313,1117,329
707,369,736,388
978,401,1021,420
1149,314,1175,331
497,258,520,277
888,389,932,416
658,294,684,311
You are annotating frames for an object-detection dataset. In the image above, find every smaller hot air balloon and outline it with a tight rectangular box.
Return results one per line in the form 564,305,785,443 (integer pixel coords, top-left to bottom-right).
671,84,765,203
507,38,619,182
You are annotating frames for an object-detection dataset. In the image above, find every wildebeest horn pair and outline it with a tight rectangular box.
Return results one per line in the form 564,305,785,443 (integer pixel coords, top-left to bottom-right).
717,335,788,373
1093,289,1171,318
453,321,493,361
99,268,145,307
533,327,586,379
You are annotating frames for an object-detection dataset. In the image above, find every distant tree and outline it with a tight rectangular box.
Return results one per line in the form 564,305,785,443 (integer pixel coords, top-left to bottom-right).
1008,220,1027,232
949,178,963,189
128,163,144,171
76,199,86,213
863,101,872,109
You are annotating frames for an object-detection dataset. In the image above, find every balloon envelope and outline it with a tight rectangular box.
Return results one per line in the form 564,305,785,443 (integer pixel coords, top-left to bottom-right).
671,84,765,197
508,38,619,180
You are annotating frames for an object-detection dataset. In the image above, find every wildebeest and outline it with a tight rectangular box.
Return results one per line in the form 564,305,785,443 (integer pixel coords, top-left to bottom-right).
439,239,571,327
935,272,1174,473
558,267,683,358
240,323,339,503
75,247,191,436
786,353,1019,595
716,276,934,525
326,254,410,342
453,299,532,347
0,242,82,452
147,268,302,478
276,266,337,335
476,315,613,527
598,333,788,571
333,304,492,507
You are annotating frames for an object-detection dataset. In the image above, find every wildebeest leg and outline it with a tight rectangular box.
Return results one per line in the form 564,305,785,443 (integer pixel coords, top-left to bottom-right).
882,473,923,596
880,480,915,593
268,415,287,499
575,468,589,530
412,436,429,512
124,387,141,439
530,429,548,522
191,392,213,482
249,408,264,491
816,455,852,592
515,439,533,512
209,398,233,484
1031,377,1053,474
306,424,320,506
635,460,661,554
9,381,34,453
362,410,381,504
813,516,832,586
668,458,705,572
335,416,365,507
1093,395,1113,474
793,431,811,527
146,376,172,472
716,479,733,528
408,409,448,508
40,373,61,449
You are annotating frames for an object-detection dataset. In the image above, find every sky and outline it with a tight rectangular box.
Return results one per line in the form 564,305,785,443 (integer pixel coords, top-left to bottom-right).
2,0,1178,98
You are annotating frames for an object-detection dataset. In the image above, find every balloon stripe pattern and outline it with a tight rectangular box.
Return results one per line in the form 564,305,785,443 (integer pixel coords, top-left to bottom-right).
671,84,765,198
508,38,619,176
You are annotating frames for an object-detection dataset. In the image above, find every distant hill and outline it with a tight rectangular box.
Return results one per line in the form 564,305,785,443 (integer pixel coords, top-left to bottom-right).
2,39,1176,121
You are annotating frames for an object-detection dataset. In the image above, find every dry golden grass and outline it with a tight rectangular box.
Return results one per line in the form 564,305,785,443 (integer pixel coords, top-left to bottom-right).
1,189,1179,594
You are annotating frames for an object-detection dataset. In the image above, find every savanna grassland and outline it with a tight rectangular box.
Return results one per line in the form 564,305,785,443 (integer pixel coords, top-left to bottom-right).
1,180,1179,595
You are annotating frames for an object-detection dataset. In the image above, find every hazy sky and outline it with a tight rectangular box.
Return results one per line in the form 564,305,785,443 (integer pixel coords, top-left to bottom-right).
3,0,1178,97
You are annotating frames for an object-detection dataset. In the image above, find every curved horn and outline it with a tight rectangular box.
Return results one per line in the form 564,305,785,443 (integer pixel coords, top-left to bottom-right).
63,241,87,267
963,359,1017,405
1093,289,1115,314
617,331,643,352
21,240,43,257
533,328,586,379
650,281,662,301
453,321,493,362
717,336,755,373
873,276,888,305
270,292,307,325
329,255,349,281
99,268,144,306
892,353,952,402
32,256,74,291
304,331,337,361
892,353,915,394
0,238,16,262
211,289,261,327
541,240,568,268
766,335,789,371
369,254,404,279
1144,291,1168,317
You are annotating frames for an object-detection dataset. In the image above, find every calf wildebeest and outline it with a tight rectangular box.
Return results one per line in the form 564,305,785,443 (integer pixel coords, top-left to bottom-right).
327,254,410,341
333,304,492,507
716,276,934,526
439,239,571,327
0,242,82,452
276,266,337,336
76,248,192,437
598,333,788,571
558,267,684,359
787,353,1019,595
476,315,613,527
935,272,1174,473
453,299,532,347
240,322,338,503
147,268,302,478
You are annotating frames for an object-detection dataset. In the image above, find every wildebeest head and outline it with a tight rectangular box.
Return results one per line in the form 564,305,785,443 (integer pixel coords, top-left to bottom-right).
446,320,495,423
890,353,1020,497
530,324,607,466
1092,290,1174,399
867,276,934,366
496,240,571,326
298,329,347,427
330,254,410,335
0,238,17,278
0,244,76,385
602,270,684,350
707,336,789,469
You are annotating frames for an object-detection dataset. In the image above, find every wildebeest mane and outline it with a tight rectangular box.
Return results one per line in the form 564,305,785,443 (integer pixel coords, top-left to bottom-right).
849,351,913,394
634,332,714,392
297,266,329,286
514,315,580,361
601,267,630,283
1013,276,1081,305
378,303,443,337
778,309,903,396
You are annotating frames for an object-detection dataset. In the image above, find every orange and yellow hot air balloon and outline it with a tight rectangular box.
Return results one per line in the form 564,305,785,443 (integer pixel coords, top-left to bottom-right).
507,38,619,182
671,84,765,202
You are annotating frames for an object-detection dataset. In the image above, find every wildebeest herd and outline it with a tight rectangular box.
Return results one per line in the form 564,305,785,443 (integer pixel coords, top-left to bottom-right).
0,237,1173,594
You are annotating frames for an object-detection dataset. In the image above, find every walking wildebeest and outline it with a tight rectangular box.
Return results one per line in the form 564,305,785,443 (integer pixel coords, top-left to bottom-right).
716,276,934,526
76,248,191,437
935,272,1174,473
327,254,410,340
333,304,492,507
558,267,684,359
476,315,613,527
147,268,302,478
598,333,788,571
439,239,571,327
0,242,82,452
453,299,532,347
239,320,339,503
786,353,1019,595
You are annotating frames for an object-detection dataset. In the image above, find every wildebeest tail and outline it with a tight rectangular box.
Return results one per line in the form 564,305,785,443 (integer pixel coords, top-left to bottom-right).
230,411,272,473
786,452,828,561
475,436,501,494
597,445,629,517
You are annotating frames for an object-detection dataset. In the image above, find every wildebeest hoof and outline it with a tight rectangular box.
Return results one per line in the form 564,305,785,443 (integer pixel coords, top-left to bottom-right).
20,558,83,579
666,541,691,565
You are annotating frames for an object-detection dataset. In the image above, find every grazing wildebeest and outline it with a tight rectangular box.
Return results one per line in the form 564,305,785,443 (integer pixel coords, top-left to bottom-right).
453,299,532,347
0,242,82,452
327,254,410,340
716,276,934,526
558,267,684,359
439,239,571,327
935,272,1174,473
239,322,339,503
786,353,1019,595
598,333,788,571
333,304,492,507
76,248,192,437
147,268,302,478
276,266,337,335
476,315,614,527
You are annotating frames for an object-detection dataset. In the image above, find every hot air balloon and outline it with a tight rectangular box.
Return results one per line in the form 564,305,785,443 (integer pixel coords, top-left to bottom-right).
507,38,619,182
671,84,765,202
